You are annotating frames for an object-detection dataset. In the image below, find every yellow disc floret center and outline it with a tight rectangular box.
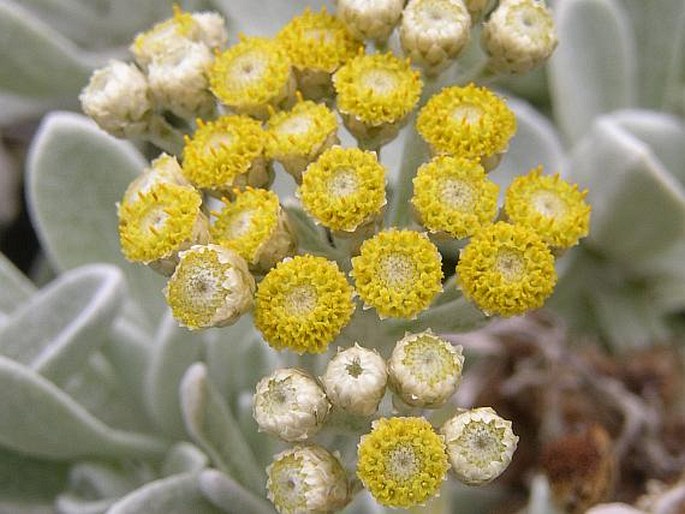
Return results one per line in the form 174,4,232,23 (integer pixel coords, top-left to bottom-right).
387,444,420,482
441,179,476,211
457,421,507,468
452,103,483,124
204,132,234,154
327,168,360,198
285,285,318,317
380,253,416,289
275,114,313,136
361,69,399,96
304,28,335,44
531,190,567,219
227,51,268,87
403,335,458,384
495,250,524,282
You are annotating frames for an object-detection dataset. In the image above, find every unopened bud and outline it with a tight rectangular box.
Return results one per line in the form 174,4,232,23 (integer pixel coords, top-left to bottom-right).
336,0,404,42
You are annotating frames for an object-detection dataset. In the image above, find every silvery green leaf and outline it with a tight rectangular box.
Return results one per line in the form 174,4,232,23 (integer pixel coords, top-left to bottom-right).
66,461,143,499
619,0,685,111
145,313,203,440
161,443,209,477
0,502,54,514
0,447,69,502
549,0,637,143
107,473,222,514
0,0,92,98
0,355,167,460
180,363,265,495
567,117,685,265
0,264,123,387
103,316,153,413
0,91,75,127
199,470,275,514
62,352,155,433
606,110,685,184
55,496,114,514
27,111,166,326
527,474,562,514
204,314,277,404
0,252,35,315
492,96,564,201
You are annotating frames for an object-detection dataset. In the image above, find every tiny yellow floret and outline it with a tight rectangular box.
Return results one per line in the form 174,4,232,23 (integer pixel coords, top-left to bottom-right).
254,255,355,354
417,83,516,165
456,222,557,317
209,36,293,119
118,182,204,264
351,229,443,319
182,115,266,191
265,98,339,181
298,146,386,233
357,417,449,508
211,188,295,270
412,155,499,238
276,8,362,74
504,166,591,250
333,52,423,127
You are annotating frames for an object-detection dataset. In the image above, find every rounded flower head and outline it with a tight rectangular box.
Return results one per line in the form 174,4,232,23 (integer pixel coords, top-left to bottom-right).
211,188,296,273
80,60,152,138
333,52,422,148
336,0,404,42
400,0,472,76
298,147,386,233
182,115,268,192
164,244,254,330
482,0,558,75
456,222,557,316
412,155,499,239
351,229,443,319
504,166,590,250
357,417,449,508
147,40,215,120
267,445,349,514
118,182,208,274
131,6,226,68
321,343,388,416
441,407,518,485
209,36,295,119
388,330,464,408
265,97,339,182
277,8,362,99
253,368,330,442
122,154,190,207
254,255,355,354
417,83,516,167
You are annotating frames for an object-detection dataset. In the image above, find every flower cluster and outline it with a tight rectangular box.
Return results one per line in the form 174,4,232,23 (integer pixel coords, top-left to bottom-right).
81,2,577,511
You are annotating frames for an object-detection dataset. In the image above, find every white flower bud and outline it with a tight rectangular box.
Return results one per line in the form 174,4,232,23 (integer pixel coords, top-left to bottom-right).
147,40,216,119
336,0,404,42
164,244,254,329
122,154,189,207
253,368,330,442
481,0,558,75
321,343,387,416
400,0,472,76
388,330,464,408
79,60,152,138
192,12,228,50
267,445,349,514
441,407,518,485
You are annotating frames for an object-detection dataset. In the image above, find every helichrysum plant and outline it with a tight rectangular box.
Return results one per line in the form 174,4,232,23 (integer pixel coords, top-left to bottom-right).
15,0,670,513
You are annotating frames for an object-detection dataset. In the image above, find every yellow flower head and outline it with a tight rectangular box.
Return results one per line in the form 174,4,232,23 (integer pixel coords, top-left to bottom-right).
265,97,339,181
504,166,591,250
118,181,205,265
211,188,295,270
165,244,255,330
333,52,423,127
276,8,362,74
209,36,294,119
357,417,449,508
456,222,557,317
182,115,266,191
351,229,443,319
131,5,198,67
122,153,190,207
417,83,516,164
298,146,386,233
412,155,499,239
254,255,355,354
